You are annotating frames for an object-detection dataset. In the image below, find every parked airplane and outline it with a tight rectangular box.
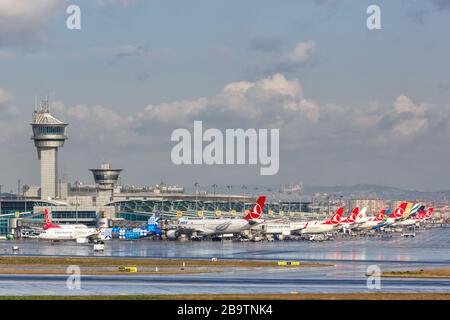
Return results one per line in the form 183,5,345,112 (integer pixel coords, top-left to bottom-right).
354,207,369,225
392,204,423,227
375,202,408,228
423,207,434,220
403,203,422,219
411,207,433,223
353,209,389,230
340,208,360,231
38,209,99,241
168,196,266,238
297,208,344,235
113,213,162,240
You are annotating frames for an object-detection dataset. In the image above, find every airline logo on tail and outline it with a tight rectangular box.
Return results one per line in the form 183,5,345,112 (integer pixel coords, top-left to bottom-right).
371,209,385,221
375,209,389,222
244,196,266,221
425,208,434,219
389,202,407,219
44,209,61,230
356,207,367,221
323,208,343,225
405,203,421,219
342,208,359,224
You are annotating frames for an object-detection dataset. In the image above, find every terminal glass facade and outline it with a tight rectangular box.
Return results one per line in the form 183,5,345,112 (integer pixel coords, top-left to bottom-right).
109,200,311,221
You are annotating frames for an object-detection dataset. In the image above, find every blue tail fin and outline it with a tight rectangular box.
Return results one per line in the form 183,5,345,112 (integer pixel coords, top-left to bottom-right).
146,212,162,234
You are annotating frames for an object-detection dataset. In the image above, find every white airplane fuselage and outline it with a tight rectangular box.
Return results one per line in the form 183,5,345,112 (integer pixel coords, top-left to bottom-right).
179,218,262,236
300,221,339,234
39,225,98,240
259,221,307,235
391,219,417,227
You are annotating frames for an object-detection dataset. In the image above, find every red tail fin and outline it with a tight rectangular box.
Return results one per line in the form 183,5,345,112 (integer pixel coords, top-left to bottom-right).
44,209,51,225
244,196,266,221
374,209,386,221
342,208,359,223
425,208,434,218
414,211,425,220
389,202,407,218
43,209,60,230
323,207,343,225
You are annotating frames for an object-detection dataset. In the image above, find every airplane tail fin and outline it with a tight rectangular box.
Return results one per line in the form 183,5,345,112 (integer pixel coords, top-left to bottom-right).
373,209,385,221
244,196,266,221
43,209,60,230
389,202,407,219
147,212,162,234
414,210,425,220
406,203,421,219
343,208,359,223
355,207,367,223
375,209,389,221
44,208,51,226
425,208,434,219
323,207,343,225
411,205,426,218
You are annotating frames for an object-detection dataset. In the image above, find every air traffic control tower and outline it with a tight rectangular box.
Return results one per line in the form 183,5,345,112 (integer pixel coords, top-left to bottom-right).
31,100,68,200
90,163,122,205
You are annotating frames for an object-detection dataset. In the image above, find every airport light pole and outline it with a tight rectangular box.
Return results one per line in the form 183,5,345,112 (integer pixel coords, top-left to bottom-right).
194,182,200,212
212,184,218,210
242,185,247,212
0,184,3,214
227,185,232,213
266,189,272,216
76,183,79,224
327,195,331,216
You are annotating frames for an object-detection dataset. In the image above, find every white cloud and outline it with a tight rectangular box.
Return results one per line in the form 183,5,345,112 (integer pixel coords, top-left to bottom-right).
0,88,18,115
0,0,60,46
393,94,429,115
138,98,209,125
0,88,14,105
282,40,316,63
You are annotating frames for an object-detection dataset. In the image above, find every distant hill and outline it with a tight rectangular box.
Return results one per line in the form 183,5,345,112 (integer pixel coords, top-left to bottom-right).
302,184,449,202
187,183,449,202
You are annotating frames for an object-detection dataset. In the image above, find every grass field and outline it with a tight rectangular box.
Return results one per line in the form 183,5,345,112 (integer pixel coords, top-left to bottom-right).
0,269,221,275
380,268,450,279
0,256,331,268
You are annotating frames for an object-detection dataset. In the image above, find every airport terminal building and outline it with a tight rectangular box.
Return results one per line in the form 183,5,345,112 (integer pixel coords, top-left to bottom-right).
0,102,311,237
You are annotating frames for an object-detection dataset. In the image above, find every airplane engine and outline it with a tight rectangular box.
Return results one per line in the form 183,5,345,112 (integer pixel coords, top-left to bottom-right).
166,229,180,240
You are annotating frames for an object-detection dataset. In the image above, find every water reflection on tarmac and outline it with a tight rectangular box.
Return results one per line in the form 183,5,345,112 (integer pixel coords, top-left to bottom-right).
0,228,449,295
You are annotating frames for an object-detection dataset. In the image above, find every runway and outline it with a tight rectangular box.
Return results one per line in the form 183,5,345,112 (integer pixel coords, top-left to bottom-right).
0,228,449,295
0,265,449,295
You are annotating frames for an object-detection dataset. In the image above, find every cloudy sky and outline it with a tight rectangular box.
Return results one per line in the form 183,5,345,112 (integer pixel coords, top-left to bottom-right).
0,0,450,192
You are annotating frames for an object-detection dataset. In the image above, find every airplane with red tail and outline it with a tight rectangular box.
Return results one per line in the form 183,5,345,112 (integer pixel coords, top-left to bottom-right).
38,209,99,241
354,209,390,230
298,207,344,235
339,208,360,231
171,196,267,238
